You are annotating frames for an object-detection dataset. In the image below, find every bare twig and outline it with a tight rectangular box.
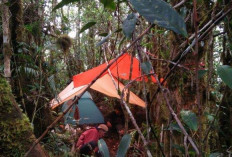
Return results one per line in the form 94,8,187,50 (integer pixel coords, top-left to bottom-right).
147,52,189,70
173,0,186,9
121,81,153,157
121,72,166,156
137,47,151,141
213,31,226,37
136,47,166,156
184,135,189,157
163,90,200,155
179,9,223,48
24,24,154,157
103,45,118,89
150,6,232,105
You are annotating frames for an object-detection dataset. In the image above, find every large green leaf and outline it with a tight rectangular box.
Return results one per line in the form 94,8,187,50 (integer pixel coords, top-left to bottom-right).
98,139,110,157
217,65,232,89
129,0,187,37
80,21,96,33
100,0,116,10
122,13,138,38
53,0,81,11
180,110,198,131
116,134,132,157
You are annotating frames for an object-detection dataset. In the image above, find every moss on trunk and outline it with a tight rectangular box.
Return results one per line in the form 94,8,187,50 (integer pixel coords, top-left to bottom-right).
0,76,47,157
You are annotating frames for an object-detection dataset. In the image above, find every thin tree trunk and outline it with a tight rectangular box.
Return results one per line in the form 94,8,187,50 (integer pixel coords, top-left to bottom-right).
2,0,12,80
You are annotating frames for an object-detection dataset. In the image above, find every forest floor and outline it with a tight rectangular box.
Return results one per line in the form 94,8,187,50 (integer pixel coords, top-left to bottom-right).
105,132,120,156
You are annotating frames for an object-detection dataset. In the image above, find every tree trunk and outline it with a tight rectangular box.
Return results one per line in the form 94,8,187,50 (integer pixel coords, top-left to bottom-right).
0,75,47,157
2,0,12,80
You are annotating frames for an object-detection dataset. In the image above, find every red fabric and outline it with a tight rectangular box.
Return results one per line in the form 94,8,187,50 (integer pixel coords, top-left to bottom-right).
76,127,100,149
73,53,157,87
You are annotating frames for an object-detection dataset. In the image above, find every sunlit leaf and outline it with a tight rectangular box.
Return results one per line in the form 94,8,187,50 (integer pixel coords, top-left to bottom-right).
80,21,96,33
53,0,80,11
141,62,152,74
217,65,232,89
116,134,131,157
123,13,138,38
180,110,198,131
98,139,110,157
129,0,187,37
100,0,116,10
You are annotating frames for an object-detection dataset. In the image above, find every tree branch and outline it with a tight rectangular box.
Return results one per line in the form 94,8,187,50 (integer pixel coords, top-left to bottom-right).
173,0,186,9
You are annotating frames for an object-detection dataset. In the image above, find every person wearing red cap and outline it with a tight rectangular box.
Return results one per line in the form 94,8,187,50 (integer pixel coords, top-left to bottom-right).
76,124,108,156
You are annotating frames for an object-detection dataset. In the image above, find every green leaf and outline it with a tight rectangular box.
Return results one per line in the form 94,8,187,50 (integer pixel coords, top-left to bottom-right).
98,139,110,157
80,21,97,33
100,0,116,10
165,123,182,132
53,0,80,11
116,134,131,157
209,152,223,157
217,65,232,89
48,75,57,94
198,69,208,79
4,2,11,6
122,13,138,38
180,110,198,131
141,62,152,74
204,112,215,122
129,0,187,37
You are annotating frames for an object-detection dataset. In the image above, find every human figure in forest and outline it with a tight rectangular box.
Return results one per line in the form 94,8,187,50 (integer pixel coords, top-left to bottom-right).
76,124,108,156
105,104,125,137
